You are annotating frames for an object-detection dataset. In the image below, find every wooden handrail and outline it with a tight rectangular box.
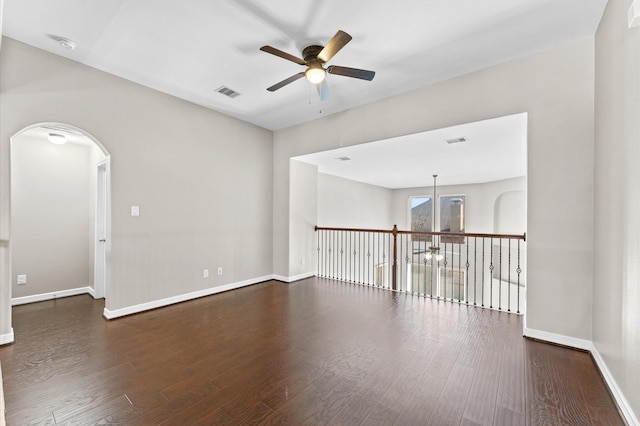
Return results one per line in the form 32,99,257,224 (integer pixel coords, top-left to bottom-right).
315,225,526,241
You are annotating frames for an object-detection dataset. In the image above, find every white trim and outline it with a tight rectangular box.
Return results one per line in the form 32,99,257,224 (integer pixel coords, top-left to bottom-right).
0,328,14,346
525,327,639,425
103,275,274,319
591,344,640,426
87,286,97,298
272,272,316,283
11,287,94,306
523,327,591,351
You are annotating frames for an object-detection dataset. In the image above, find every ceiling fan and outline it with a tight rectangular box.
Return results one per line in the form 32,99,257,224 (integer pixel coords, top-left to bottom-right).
260,30,375,100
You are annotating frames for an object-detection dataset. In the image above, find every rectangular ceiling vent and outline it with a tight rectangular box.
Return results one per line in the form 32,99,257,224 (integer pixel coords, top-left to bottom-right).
215,86,241,98
444,137,467,145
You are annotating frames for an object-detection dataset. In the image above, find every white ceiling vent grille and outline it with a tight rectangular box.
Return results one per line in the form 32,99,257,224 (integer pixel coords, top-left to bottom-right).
215,86,241,98
444,137,467,144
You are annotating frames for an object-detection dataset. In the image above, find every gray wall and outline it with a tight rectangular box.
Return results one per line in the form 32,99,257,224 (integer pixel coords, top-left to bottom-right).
0,37,274,328
594,0,640,418
317,174,525,235
11,133,103,298
275,37,594,341
391,177,526,233
317,173,393,229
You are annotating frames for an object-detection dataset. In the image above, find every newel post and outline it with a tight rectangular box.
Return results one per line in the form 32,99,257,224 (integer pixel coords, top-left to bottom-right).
392,224,398,291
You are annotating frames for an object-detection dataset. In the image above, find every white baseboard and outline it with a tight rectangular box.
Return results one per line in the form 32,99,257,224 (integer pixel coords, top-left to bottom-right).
523,327,592,351
11,287,94,306
590,343,640,426
103,275,274,319
272,272,316,283
0,328,14,346
525,327,639,425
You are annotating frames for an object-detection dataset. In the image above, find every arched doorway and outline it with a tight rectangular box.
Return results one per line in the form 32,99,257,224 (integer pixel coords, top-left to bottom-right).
9,123,110,311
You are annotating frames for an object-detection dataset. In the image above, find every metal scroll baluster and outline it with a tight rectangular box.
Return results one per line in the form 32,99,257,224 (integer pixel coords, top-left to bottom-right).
405,235,410,294
517,239,522,314
316,231,322,275
499,238,502,310
465,240,470,305
489,238,494,309
489,238,493,309
367,233,371,286
339,231,343,281
458,241,462,302
473,237,478,306
508,238,511,312
421,236,427,297
351,231,355,283
377,231,380,287
442,241,448,300
328,232,333,279
480,238,485,307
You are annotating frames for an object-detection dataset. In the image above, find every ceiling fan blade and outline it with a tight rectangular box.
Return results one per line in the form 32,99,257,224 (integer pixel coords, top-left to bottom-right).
316,80,330,101
318,30,352,63
260,45,306,65
327,65,375,81
266,72,306,92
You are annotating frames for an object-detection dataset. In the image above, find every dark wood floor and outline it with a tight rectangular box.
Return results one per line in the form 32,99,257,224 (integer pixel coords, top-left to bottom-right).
0,278,623,425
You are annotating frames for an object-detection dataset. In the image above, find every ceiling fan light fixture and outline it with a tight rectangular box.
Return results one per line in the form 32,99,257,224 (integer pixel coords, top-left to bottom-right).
305,65,326,84
58,37,76,50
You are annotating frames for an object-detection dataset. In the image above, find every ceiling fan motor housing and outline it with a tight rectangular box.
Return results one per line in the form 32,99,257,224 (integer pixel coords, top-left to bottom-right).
303,45,325,64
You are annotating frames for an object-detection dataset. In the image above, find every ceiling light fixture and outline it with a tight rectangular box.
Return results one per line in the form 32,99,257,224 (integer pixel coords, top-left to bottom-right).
47,34,77,50
48,133,67,145
305,63,326,84
57,37,76,50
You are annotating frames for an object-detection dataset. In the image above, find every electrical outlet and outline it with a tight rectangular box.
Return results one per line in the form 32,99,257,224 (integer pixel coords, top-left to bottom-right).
217,267,223,275
17,274,27,285
203,269,209,278
300,257,305,266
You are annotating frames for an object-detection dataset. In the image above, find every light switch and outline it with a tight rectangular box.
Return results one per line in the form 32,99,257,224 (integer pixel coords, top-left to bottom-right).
131,206,140,216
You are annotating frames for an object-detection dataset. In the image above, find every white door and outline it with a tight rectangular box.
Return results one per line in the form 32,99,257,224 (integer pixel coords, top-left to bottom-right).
94,161,107,298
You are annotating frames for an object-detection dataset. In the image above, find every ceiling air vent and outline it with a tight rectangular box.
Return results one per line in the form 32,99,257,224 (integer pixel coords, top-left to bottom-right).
335,156,351,161
215,86,241,98
444,137,467,145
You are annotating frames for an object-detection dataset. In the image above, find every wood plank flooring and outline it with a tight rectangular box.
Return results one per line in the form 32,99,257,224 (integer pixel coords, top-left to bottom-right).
0,278,623,425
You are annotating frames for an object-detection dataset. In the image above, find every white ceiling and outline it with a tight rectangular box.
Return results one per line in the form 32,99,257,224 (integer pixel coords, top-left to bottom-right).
2,0,607,131
295,113,527,188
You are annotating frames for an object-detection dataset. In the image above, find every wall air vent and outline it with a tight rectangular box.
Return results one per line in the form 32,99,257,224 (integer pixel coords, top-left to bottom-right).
215,86,241,98
444,137,467,145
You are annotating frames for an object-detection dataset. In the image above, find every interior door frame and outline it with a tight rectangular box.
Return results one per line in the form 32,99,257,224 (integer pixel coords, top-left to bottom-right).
94,159,108,299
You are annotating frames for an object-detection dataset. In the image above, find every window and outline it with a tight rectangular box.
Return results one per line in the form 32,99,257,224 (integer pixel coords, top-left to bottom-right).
408,262,465,301
410,196,432,242
440,195,465,243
